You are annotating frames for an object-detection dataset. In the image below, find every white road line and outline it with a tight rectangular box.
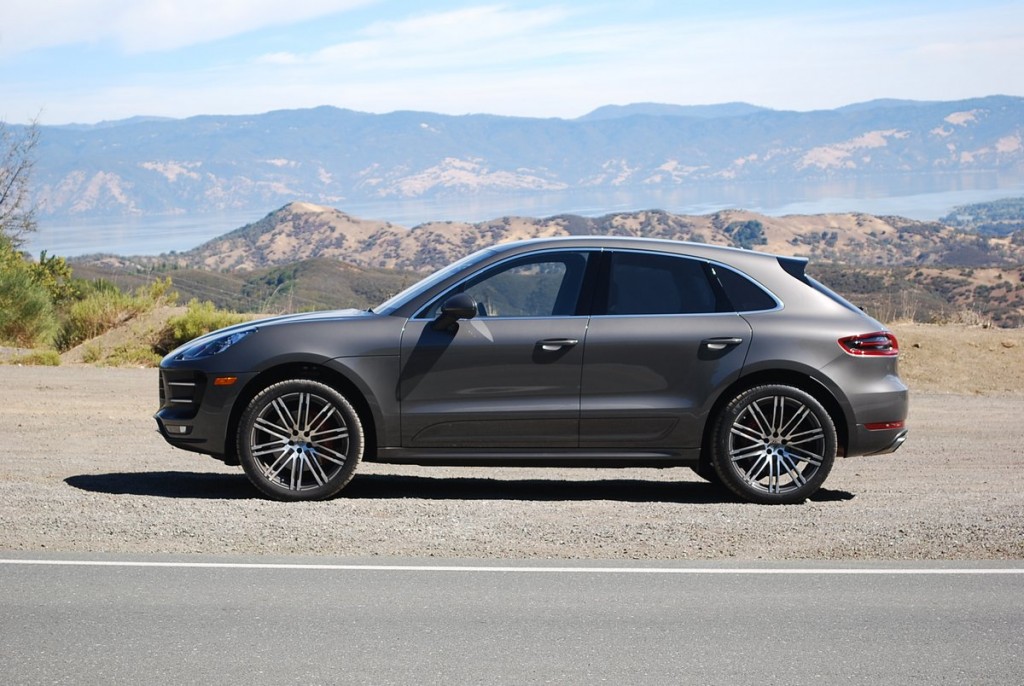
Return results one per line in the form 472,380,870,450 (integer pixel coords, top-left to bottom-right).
1,559,1022,574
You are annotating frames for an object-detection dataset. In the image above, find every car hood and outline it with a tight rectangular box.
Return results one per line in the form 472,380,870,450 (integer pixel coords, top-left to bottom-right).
166,308,372,359
250,308,371,327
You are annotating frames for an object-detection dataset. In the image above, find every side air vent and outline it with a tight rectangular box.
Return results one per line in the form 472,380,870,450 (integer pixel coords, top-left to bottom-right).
159,370,206,416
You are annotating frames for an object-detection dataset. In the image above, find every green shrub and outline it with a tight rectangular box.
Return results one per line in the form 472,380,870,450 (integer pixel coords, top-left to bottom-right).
0,267,58,347
29,251,78,304
106,343,162,367
81,342,103,364
56,291,131,351
8,349,61,366
55,277,177,352
724,220,767,250
75,277,122,299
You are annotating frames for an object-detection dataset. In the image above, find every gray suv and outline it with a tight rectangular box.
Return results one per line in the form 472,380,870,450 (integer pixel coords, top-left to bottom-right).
156,237,908,504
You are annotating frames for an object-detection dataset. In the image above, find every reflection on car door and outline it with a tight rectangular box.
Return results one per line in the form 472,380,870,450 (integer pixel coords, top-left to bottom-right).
580,251,751,449
398,251,593,449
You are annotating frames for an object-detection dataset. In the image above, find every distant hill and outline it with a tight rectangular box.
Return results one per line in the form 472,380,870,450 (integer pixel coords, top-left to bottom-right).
53,116,177,131
575,102,770,121
27,96,1024,221
134,202,1022,273
940,196,1024,236
834,99,939,113
77,202,1024,326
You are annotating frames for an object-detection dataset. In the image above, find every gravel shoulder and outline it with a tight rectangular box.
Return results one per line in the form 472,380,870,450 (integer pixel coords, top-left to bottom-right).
0,364,1022,561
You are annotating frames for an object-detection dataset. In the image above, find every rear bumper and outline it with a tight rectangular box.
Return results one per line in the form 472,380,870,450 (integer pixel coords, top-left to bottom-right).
848,424,908,457
864,427,908,455
839,371,909,457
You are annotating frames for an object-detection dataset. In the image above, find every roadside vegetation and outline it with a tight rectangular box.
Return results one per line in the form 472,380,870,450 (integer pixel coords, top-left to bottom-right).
0,240,255,365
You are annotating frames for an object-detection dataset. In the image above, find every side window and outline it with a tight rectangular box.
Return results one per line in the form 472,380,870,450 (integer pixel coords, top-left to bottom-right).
710,265,778,312
426,251,589,318
604,252,718,315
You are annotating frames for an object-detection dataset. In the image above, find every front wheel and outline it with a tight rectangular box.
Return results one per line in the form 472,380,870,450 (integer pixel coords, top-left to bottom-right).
238,379,364,501
710,385,837,504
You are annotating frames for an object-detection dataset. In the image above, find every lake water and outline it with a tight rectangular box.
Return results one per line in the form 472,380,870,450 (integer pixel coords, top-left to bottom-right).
26,172,1024,258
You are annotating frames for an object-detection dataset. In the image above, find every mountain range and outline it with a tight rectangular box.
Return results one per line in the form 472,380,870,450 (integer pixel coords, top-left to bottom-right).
130,202,1023,273
75,201,1024,327
29,96,1024,221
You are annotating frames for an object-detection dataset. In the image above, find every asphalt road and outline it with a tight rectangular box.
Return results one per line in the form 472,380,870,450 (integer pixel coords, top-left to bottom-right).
1,557,1021,685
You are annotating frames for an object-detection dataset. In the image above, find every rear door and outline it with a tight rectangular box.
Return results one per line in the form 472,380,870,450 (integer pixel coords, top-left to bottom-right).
579,250,751,449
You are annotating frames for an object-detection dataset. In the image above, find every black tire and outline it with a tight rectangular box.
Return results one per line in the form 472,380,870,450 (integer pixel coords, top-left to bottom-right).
238,379,364,501
710,385,836,504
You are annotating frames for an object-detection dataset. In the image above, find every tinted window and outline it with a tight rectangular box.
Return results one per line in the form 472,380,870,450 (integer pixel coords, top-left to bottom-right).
711,265,777,312
424,251,589,318
603,252,717,315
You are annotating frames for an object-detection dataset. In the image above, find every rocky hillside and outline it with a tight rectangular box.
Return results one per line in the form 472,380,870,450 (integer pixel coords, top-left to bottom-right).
79,201,1024,327
129,201,1024,273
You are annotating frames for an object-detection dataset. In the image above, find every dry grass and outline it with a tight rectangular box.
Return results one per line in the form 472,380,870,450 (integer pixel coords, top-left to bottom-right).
891,322,1024,394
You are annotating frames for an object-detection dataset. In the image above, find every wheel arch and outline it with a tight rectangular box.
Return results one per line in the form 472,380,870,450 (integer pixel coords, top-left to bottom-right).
224,361,380,466
698,369,850,471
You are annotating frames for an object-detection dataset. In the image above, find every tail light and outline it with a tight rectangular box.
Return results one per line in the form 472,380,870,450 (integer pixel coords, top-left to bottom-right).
838,332,899,356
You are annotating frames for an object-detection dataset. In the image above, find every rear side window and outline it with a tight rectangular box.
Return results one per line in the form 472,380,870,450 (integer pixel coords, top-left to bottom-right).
602,252,718,315
710,264,777,312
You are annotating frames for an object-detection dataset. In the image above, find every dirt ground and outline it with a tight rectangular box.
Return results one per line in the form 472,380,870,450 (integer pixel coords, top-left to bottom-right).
1,324,1021,561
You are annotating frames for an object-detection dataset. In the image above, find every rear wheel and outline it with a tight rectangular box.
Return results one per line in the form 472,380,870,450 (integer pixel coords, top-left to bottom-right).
238,379,364,501
711,385,836,504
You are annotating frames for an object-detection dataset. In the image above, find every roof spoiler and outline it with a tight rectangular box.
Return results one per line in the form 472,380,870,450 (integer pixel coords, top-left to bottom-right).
778,255,810,283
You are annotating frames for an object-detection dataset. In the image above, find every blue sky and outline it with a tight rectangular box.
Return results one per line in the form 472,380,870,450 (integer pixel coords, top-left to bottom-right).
3,0,1023,125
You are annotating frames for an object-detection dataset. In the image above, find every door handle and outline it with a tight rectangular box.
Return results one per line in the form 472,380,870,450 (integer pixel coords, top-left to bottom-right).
701,337,744,351
537,338,579,352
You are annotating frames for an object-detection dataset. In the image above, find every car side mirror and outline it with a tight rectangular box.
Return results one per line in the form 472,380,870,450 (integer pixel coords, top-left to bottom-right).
433,292,477,331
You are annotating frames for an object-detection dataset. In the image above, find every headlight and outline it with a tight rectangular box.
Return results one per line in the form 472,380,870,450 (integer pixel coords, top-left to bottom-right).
176,329,256,361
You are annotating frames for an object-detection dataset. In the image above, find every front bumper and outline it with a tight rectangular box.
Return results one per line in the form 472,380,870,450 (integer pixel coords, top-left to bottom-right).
154,368,255,460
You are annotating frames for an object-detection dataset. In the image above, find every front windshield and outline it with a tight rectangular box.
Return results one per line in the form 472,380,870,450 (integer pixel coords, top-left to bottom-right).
372,247,497,315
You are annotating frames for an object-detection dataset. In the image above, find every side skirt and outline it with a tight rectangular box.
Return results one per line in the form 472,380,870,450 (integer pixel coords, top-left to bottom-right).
370,447,699,468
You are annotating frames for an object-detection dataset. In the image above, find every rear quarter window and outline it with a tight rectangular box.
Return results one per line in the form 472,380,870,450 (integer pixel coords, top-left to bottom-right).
710,265,778,312
808,276,866,314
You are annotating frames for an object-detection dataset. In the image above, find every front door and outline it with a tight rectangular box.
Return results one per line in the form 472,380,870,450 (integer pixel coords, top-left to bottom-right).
398,250,594,448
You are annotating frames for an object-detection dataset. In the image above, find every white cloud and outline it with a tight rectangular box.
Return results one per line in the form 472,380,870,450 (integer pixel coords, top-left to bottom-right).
0,0,375,55
6,1,1024,124
262,5,581,70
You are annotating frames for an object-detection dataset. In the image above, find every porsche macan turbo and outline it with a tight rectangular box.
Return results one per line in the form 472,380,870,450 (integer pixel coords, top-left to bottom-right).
156,236,908,504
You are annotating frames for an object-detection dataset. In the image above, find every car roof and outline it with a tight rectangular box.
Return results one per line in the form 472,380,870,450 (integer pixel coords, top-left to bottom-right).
486,235,807,272
376,235,818,318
